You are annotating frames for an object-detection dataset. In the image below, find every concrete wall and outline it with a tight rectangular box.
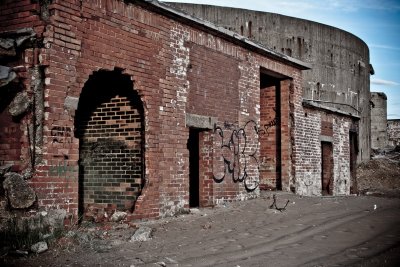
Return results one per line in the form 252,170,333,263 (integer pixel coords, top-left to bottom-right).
167,3,372,163
370,92,388,149
388,120,400,147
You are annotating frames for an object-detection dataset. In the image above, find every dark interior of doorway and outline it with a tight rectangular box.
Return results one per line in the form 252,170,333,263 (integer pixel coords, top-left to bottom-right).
188,128,200,208
349,130,358,193
321,141,333,195
260,69,283,190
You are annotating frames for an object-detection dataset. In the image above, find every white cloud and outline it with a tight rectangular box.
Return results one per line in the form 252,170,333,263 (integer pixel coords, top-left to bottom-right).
370,44,400,51
371,79,400,86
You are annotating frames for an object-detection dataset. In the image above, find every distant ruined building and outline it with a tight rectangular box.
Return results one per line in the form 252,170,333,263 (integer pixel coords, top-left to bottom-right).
388,120,400,147
370,92,400,150
370,92,388,150
0,0,373,224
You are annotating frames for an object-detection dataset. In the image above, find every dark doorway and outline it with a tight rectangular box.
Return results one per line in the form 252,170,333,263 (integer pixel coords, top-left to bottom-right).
321,141,333,195
349,130,358,193
188,128,200,207
259,69,283,190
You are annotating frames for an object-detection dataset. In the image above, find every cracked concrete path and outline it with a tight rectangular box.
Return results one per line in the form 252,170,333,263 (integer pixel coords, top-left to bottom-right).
3,192,400,267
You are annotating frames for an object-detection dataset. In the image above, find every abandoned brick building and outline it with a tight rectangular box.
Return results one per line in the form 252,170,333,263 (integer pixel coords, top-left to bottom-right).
0,0,372,221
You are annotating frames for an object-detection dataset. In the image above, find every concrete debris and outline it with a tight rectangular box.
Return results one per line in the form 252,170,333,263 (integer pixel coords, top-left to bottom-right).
64,96,79,111
130,226,152,242
3,172,36,209
0,27,36,50
201,222,212,229
8,91,31,116
189,208,200,214
44,209,67,230
30,241,48,254
110,211,127,222
0,38,14,50
0,65,12,79
0,65,17,87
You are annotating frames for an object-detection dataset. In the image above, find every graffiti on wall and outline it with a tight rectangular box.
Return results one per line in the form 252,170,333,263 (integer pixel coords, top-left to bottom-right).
259,107,277,137
49,159,78,178
51,126,73,144
259,117,277,137
212,118,277,192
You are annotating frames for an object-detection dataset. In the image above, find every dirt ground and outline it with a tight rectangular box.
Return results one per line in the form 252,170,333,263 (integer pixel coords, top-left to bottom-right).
1,151,400,267
1,191,399,267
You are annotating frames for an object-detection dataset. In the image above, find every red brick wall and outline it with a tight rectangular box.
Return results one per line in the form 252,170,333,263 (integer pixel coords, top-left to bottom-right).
0,0,46,172
199,131,213,207
1,0,305,219
78,95,143,218
280,79,291,191
0,110,23,171
0,0,44,32
187,43,240,121
321,114,333,137
259,85,278,189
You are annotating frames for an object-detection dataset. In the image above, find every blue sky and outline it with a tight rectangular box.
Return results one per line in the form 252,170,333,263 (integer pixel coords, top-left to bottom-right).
162,0,400,119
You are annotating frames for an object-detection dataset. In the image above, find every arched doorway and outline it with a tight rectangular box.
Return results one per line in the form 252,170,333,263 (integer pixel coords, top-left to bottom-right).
74,70,144,220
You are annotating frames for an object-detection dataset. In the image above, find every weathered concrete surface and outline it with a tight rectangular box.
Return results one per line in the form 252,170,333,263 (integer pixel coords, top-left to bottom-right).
63,96,79,111
3,172,36,209
371,92,388,149
3,192,400,266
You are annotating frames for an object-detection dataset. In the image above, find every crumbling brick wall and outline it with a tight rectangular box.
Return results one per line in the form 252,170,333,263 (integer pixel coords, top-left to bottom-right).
0,0,47,173
292,105,355,196
1,0,313,220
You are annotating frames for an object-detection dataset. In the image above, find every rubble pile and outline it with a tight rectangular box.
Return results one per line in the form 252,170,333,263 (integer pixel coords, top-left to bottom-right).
357,146,400,197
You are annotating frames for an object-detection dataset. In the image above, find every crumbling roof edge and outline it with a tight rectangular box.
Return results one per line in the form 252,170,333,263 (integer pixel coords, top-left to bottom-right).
139,0,311,70
303,100,360,119
371,91,387,100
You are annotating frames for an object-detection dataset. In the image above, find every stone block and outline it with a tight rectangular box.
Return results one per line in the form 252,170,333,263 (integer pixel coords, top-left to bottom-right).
3,172,36,209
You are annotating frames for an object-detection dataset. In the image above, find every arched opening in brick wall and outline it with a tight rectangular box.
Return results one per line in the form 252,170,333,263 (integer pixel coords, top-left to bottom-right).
74,70,144,220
